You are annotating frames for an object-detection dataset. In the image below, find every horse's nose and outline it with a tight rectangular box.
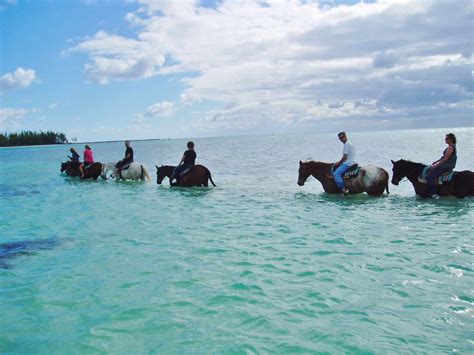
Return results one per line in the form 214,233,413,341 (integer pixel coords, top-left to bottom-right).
391,179,399,185
297,181,304,186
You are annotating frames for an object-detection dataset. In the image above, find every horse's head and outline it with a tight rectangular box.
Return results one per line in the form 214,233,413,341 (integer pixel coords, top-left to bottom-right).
101,162,116,179
156,165,165,184
100,164,107,179
391,159,407,185
298,161,311,186
156,165,174,184
60,162,68,173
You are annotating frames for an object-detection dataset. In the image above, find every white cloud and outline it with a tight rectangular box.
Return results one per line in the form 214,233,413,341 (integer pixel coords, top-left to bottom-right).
65,31,165,84
0,107,39,131
144,100,175,117
69,0,474,132
0,68,37,91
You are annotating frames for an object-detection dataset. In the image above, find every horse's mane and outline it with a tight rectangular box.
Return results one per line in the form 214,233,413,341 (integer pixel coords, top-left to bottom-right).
303,160,332,168
397,159,425,167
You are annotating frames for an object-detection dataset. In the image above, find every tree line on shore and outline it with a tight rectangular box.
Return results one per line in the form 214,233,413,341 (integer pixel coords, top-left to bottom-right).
0,130,68,147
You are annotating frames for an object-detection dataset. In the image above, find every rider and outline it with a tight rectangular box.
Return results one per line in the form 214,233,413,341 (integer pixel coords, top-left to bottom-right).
334,131,357,195
68,147,81,169
79,144,94,178
426,133,457,199
116,140,134,172
171,141,196,185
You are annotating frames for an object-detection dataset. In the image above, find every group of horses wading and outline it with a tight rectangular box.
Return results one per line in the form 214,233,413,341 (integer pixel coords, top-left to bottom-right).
61,158,474,199
60,161,216,187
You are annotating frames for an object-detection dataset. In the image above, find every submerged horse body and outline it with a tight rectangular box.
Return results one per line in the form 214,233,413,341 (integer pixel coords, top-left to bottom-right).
60,161,102,179
298,161,389,196
101,162,151,181
391,159,474,198
156,165,216,187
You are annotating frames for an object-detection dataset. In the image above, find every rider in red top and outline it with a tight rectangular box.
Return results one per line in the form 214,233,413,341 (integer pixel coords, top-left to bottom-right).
79,145,94,178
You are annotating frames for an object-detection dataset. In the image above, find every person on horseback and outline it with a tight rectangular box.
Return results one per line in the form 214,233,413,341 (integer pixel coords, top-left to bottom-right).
68,147,81,170
115,141,134,172
426,133,457,199
79,144,94,179
334,131,357,195
171,141,196,185
68,147,80,162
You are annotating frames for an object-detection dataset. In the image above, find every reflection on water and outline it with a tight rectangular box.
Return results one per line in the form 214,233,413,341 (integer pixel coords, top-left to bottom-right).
0,237,59,269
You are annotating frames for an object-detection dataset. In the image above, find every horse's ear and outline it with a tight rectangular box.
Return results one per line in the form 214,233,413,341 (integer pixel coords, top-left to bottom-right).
391,159,395,165
155,165,158,169
299,160,302,166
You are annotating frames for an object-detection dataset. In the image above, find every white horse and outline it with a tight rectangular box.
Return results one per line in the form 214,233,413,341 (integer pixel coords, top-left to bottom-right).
101,162,151,182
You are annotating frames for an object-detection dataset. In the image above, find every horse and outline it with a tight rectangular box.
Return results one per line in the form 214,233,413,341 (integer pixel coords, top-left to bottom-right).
298,160,389,196
156,165,216,187
101,162,151,182
60,161,102,179
391,159,474,198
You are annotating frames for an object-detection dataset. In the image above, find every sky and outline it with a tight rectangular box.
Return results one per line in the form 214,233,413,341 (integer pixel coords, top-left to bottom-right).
0,0,473,142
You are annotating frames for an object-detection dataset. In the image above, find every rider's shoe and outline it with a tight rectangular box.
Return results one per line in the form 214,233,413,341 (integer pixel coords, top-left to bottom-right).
342,188,350,196
431,194,440,200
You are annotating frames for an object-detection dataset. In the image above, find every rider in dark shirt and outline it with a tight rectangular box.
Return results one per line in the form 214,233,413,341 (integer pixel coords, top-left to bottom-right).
116,141,134,171
69,147,80,162
171,141,196,185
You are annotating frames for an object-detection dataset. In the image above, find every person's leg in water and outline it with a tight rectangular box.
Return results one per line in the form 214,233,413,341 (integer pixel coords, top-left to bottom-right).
334,163,351,195
79,163,85,178
426,165,451,198
171,165,183,186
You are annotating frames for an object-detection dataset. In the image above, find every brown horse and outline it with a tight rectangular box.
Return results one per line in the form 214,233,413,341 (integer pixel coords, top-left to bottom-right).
60,161,102,180
298,160,389,196
391,159,474,198
156,165,216,187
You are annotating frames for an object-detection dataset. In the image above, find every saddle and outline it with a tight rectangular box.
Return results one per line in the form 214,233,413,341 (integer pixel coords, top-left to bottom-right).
177,166,193,178
418,166,456,185
328,164,360,179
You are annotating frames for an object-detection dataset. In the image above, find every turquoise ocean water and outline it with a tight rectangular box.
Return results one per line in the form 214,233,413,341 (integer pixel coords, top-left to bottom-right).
1,128,473,353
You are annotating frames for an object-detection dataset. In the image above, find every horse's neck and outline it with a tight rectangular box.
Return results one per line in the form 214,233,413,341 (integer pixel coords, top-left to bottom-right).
404,161,425,181
164,166,175,176
309,162,331,180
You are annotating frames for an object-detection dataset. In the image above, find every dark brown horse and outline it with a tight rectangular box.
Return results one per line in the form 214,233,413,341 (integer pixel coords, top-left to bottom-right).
298,161,389,196
391,159,474,198
156,165,216,187
60,161,102,180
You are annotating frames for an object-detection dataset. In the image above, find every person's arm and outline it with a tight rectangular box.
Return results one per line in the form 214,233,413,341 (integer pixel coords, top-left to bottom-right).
335,154,348,167
432,146,453,168
179,153,186,165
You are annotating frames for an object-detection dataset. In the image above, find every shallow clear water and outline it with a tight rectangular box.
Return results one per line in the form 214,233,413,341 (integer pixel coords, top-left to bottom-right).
1,128,473,353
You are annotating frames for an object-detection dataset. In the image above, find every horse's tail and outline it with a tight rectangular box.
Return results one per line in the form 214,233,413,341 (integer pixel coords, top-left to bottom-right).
385,181,390,195
206,168,216,187
141,164,151,182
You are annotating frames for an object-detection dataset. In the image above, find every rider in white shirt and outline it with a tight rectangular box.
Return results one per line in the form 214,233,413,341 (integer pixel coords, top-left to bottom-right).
334,131,357,195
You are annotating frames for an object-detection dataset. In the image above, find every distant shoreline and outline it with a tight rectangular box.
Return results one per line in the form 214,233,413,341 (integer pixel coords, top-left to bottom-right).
1,126,472,148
